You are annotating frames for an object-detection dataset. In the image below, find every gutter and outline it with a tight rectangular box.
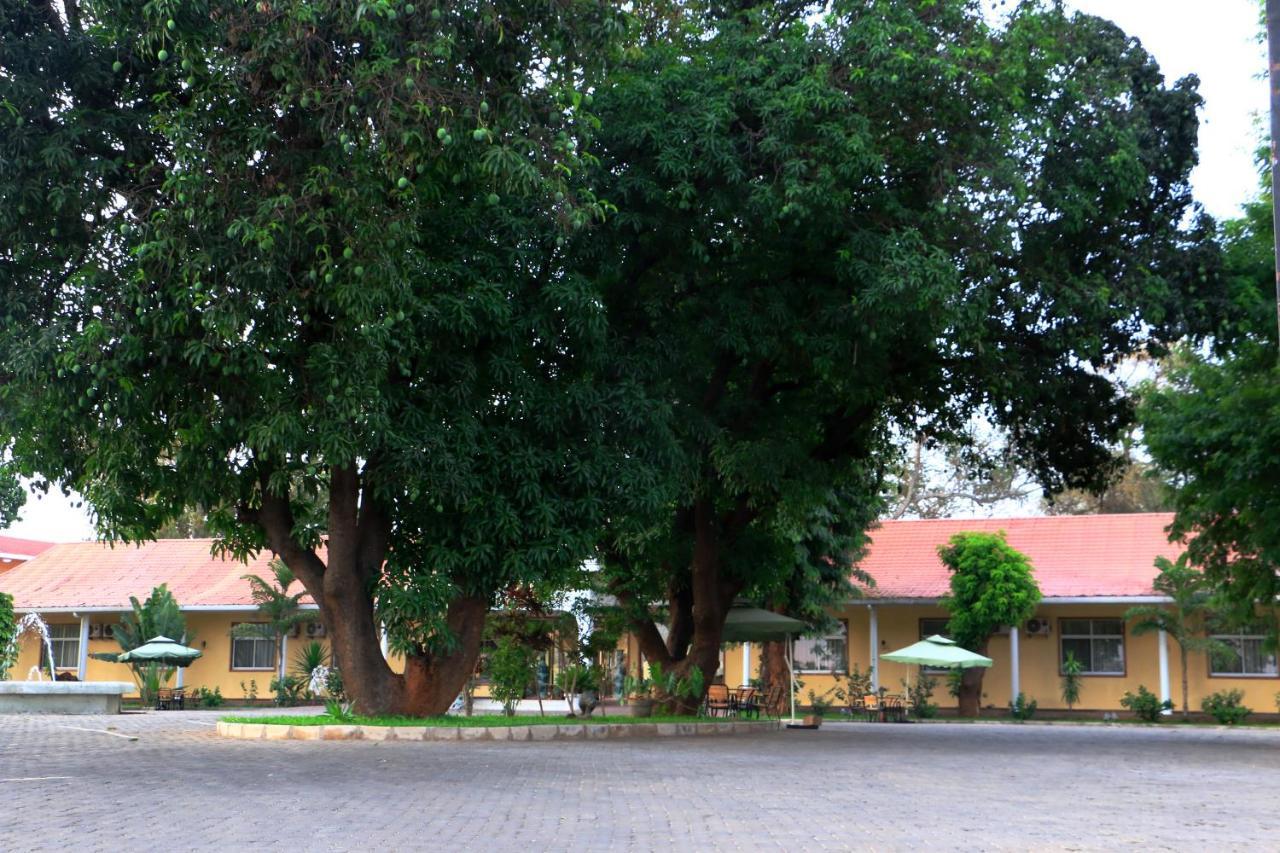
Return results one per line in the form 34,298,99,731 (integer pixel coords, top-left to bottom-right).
14,604,321,614
851,595,1172,606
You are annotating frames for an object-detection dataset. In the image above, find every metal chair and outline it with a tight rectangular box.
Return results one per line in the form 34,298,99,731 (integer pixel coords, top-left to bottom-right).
735,687,760,719
705,684,733,717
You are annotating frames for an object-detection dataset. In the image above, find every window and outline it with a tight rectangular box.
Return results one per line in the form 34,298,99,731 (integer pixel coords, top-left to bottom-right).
919,618,951,674
1059,618,1124,675
41,624,80,670
1209,628,1278,677
230,624,276,671
793,621,847,673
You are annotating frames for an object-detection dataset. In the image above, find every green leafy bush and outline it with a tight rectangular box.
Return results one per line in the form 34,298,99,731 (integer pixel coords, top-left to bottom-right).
554,663,601,696
0,592,15,681
1060,651,1083,711
1120,685,1172,722
487,636,539,716
1201,689,1251,725
192,686,224,708
271,674,307,707
903,673,939,719
1009,692,1038,721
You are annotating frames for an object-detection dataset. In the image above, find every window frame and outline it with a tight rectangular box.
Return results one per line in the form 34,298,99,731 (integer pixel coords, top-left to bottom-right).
229,622,277,672
792,620,848,675
1058,617,1126,677
1207,629,1279,679
41,623,81,671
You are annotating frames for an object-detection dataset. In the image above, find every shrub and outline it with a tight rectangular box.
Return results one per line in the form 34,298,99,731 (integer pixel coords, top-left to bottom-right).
1009,692,1037,721
191,686,224,708
271,674,307,707
1201,689,1251,725
903,673,939,719
487,635,538,716
325,666,346,702
1120,685,1172,722
1060,651,1083,711
0,592,15,681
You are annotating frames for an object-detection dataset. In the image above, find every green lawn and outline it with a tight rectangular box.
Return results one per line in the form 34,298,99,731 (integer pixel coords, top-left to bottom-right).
220,713,718,727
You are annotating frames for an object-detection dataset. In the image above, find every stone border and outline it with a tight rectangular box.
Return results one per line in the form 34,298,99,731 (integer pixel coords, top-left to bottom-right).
216,719,780,742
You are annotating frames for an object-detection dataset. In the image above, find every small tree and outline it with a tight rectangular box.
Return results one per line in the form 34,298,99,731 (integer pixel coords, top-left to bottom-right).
939,532,1041,717
487,636,539,718
92,584,192,704
234,560,315,680
1125,555,1231,720
1060,651,1084,711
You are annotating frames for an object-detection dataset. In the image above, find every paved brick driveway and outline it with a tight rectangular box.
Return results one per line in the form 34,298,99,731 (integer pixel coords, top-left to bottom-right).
1,710,1277,851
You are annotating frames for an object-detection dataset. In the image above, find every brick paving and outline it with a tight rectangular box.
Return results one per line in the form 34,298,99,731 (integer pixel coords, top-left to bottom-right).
1,710,1278,851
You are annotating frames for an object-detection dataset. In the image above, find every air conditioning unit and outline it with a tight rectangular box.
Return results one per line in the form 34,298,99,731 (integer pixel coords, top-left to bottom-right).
1024,617,1052,637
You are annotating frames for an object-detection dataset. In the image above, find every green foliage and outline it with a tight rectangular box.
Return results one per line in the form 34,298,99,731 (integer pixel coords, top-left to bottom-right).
324,667,346,703
1060,652,1084,711
624,662,706,709
191,686,224,709
486,636,539,717
1125,555,1233,717
946,671,964,700
0,465,23,528
1201,689,1252,725
240,679,260,702
270,675,307,707
903,673,939,720
594,0,1223,689
554,664,601,696
1120,685,1173,722
1008,693,1038,722
0,0,633,716
91,584,191,704
233,560,313,675
939,532,1041,651
323,697,354,722
291,641,329,687
0,591,15,680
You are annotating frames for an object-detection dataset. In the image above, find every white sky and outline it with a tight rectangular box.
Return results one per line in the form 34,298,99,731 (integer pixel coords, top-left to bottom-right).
2,0,1268,542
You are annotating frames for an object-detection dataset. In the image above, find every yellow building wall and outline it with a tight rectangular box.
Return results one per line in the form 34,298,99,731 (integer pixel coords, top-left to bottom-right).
624,602,1280,715
11,612,332,701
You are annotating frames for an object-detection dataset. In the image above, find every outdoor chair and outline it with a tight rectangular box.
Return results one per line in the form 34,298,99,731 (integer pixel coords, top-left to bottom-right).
883,694,907,723
155,688,173,711
705,684,733,717
762,684,787,718
861,693,881,722
735,687,760,719
171,687,186,710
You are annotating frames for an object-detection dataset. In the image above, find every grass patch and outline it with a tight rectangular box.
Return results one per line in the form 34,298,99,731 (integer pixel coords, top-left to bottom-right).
220,713,719,728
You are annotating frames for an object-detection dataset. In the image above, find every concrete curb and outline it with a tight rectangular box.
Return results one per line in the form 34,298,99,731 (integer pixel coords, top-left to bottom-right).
216,719,781,742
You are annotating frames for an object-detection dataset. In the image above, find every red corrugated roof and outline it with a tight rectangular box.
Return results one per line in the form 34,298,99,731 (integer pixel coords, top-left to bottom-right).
856,513,1183,600
0,535,56,559
0,539,313,610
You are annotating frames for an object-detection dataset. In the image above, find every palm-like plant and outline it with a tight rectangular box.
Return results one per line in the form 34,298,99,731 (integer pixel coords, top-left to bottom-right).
1125,555,1232,720
90,584,192,704
234,559,315,679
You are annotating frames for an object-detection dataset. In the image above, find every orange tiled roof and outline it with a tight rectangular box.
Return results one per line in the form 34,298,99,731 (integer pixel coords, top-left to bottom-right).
856,513,1182,601
0,535,56,559
0,539,313,610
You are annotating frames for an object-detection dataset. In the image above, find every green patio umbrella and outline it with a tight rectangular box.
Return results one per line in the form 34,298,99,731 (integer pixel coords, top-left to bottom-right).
721,606,808,724
115,635,203,667
880,634,992,669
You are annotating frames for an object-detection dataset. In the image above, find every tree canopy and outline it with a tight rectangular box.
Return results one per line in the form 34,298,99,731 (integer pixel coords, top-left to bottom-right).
589,0,1222,694
0,0,633,714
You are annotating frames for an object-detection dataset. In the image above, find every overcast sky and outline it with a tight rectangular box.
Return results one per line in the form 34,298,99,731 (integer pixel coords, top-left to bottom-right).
2,0,1269,542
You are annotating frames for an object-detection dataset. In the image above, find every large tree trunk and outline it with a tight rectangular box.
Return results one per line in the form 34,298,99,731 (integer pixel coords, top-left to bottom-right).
252,464,488,717
956,640,990,717
760,640,791,712
1180,646,1189,720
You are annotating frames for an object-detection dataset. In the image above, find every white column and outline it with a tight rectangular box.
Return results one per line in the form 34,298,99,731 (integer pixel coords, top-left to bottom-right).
741,641,751,687
77,614,90,681
1158,628,1172,714
379,624,389,659
177,631,187,688
869,604,880,692
1009,625,1020,701
279,632,289,680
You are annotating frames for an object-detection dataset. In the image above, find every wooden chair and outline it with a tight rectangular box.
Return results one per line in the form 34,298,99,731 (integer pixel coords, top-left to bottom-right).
155,688,174,711
763,684,787,718
171,687,186,711
862,693,881,722
705,684,733,718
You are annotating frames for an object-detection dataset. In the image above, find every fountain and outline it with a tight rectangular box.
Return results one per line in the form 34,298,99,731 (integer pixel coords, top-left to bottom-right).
1,613,136,714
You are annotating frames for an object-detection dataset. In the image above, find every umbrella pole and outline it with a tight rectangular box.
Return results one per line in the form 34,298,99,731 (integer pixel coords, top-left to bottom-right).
787,633,796,723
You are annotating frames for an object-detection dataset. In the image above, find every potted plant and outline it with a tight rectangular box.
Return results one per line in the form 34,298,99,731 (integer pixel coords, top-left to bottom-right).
804,690,835,728
622,671,656,717
556,663,603,717
622,662,706,716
